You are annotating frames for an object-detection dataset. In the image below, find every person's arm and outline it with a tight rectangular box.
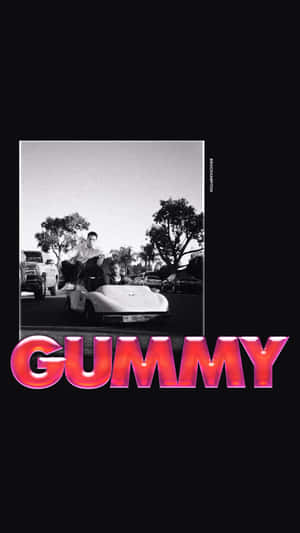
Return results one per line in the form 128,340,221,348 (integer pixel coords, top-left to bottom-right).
68,246,80,263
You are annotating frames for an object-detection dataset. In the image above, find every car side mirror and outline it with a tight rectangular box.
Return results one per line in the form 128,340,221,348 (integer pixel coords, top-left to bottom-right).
46,259,55,265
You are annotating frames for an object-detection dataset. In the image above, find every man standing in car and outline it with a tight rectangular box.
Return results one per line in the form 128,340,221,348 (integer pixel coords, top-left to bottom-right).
60,231,105,290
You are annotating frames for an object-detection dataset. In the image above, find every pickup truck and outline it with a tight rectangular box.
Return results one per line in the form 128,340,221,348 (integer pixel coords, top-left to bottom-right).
20,250,59,300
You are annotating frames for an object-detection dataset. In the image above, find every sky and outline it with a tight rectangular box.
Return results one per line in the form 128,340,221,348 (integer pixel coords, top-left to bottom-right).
20,141,204,262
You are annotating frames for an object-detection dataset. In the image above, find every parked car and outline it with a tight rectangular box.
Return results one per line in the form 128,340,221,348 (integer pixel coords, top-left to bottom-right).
161,270,202,294
65,283,169,324
20,250,59,300
132,274,145,285
142,272,162,290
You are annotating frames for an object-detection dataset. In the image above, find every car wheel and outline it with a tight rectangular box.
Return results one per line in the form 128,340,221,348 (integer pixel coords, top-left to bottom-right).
34,278,46,301
58,277,65,290
34,288,41,300
84,301,97,324
49,277,58,296
64,296,79,324
64,296,71,313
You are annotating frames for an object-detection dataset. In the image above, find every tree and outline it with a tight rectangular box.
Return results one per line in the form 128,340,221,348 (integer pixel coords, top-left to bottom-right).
146,198,204,269
138,243,156,270
34,212,90,265
108,246,137,273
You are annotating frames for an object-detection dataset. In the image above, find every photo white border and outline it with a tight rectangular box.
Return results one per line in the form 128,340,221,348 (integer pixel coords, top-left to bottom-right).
19,140,205,339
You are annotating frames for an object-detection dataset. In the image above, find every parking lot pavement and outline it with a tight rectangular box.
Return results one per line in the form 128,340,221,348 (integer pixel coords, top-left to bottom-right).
20,291,203,336
21,289,67,299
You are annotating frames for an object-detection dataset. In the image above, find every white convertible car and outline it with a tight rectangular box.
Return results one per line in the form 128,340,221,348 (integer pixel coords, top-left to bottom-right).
65,284,169,324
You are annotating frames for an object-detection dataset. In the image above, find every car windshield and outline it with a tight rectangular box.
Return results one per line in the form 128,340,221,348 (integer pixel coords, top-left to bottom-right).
23,252,43,263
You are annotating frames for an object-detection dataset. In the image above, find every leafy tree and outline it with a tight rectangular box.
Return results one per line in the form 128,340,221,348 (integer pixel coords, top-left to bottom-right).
108,246,137,273
34,212,90,265
147,198,204,269
138,243,156,270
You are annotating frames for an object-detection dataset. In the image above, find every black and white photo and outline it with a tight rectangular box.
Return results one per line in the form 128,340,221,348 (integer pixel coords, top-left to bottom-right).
19,140,205,360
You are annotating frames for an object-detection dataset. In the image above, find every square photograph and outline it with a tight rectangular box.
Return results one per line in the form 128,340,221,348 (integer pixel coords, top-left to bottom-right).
19,140,204,365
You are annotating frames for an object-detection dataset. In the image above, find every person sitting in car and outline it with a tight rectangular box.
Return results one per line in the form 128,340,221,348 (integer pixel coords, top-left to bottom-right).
105,262,131,285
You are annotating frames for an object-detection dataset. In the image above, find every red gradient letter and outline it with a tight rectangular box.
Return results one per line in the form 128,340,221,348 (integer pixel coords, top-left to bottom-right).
64,336,112,389
110,336,178,388
178,336,245,388
239,336,289,388
10,335,64,389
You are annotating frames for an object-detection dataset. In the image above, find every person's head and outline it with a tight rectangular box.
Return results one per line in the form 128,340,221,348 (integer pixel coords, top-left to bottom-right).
120,265,126,277
111,261,121,277
87,231,98,249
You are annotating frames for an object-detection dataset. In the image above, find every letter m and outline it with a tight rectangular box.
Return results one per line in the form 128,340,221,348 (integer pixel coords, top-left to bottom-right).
110,336,178,388
178,337,245,388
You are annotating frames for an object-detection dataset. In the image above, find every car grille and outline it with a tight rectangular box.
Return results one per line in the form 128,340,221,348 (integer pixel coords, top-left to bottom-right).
23,267,39,279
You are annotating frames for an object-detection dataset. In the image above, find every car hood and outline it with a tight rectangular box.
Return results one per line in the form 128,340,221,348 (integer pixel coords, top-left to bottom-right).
89,284,168,312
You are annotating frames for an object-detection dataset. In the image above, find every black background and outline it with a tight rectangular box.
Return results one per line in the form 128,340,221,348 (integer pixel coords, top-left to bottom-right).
2,25,298,524
3,62,297,447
